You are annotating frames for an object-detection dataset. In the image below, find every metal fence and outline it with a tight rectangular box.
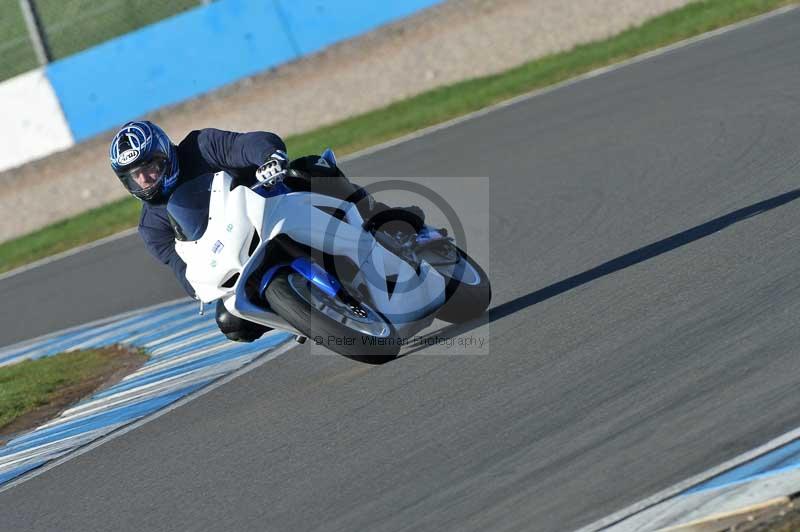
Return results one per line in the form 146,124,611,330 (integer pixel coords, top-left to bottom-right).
1,0,210,82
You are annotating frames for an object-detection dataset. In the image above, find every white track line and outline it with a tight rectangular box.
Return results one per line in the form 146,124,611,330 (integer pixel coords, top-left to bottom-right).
4,4,797,281
577,427,800,530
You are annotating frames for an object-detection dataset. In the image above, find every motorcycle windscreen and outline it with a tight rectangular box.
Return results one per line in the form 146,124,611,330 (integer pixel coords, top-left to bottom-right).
166,173,214,241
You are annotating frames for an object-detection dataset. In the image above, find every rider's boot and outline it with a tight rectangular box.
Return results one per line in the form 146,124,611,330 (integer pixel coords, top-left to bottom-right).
215,300,271,342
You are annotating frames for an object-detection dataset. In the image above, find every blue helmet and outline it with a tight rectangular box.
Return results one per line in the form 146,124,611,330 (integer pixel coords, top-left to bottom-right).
110,121,179,202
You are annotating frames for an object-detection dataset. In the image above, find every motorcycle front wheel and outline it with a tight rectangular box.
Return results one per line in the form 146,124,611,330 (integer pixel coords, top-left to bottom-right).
264,271,401,364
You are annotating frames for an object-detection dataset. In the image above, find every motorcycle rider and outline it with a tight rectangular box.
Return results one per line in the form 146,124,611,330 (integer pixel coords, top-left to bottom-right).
110,120,423,342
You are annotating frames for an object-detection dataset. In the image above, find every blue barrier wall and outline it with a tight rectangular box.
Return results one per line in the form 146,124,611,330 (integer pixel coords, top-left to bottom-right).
277,1,440,56
45,0,444,142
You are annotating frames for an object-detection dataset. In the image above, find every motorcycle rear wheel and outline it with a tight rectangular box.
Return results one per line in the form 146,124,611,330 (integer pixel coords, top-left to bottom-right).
418,244,491,323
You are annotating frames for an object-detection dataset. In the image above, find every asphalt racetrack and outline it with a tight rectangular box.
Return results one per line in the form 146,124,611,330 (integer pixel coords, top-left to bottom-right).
3,9,800,531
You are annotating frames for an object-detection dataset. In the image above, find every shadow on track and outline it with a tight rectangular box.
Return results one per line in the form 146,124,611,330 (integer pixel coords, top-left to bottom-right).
403,187,800,356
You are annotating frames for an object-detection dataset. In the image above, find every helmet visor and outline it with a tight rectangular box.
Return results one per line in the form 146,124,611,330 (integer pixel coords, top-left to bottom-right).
119,156,168,199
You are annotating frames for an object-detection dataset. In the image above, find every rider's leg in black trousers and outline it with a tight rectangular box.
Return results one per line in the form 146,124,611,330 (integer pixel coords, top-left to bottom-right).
285,155,424,232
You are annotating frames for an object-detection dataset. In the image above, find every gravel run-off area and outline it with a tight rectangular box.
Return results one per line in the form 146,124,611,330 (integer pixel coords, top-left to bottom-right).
0,0,691,243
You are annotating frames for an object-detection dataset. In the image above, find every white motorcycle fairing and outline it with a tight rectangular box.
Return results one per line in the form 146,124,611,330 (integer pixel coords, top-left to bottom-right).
173,171,447,339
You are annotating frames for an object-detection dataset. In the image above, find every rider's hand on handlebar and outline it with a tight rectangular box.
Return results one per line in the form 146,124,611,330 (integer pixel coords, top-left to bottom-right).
256,150,289,184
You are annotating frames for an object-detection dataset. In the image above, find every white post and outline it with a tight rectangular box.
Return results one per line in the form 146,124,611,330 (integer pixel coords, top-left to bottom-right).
18,0,51,65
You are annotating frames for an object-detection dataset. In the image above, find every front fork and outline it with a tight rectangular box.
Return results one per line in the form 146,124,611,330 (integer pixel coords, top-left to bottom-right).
258,257,341,300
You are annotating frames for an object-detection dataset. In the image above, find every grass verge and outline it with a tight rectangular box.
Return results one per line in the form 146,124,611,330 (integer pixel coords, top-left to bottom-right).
0,0,796,274
0,347,147,442
0,196,140,273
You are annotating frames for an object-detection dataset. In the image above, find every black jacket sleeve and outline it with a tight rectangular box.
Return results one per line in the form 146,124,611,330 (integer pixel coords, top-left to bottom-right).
137,128,285,298
196,128,286,176
138,203,196,298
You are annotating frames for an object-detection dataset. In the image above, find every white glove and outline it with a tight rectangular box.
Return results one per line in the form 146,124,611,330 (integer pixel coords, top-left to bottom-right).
255,150,289,183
